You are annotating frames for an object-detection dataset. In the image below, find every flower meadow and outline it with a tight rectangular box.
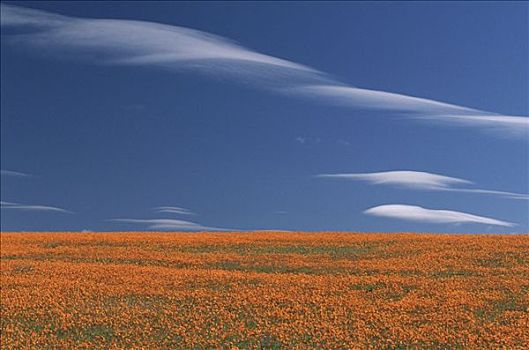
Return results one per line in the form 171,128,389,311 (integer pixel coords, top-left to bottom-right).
1,232,528,349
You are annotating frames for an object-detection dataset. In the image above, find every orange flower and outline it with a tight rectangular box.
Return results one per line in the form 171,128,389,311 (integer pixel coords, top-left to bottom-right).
1,232,528,349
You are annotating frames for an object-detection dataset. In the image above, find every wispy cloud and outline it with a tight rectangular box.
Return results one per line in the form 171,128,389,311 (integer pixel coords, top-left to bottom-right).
1,169,31,177
0,201,72,213
415,114,529,138
295,136,306,144
1,4,526,137
153,206,196,215
318,170,471,189
288,85,528,137
110,218,232,231
0,3,67,27
0,4,324,88
2,168,71,213
317,170,528,200
434,187,529,200
364,204,515,227
290,85,476,114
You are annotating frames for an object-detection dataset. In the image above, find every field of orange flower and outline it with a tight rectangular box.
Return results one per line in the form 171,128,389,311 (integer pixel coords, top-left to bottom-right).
1,232,528,349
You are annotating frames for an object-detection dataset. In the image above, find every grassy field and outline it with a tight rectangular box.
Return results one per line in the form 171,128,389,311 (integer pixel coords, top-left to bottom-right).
1,232,528,349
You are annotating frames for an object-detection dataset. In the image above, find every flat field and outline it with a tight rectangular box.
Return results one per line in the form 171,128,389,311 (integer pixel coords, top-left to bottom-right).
1,232,528,349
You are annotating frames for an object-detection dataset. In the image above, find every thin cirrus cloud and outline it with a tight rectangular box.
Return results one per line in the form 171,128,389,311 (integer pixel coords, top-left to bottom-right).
110,218,232,231
364,204,515,227
0,3,324,88
1,169,31,177
316,170,529,200
0,201,73,214
1,4,527,137
2,169,71,213
153,206,196,215
286,86,528,138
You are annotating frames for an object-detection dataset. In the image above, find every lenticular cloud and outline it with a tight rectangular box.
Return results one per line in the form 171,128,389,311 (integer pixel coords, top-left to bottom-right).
364,204,514,227
317,170,528,200
1,3,527,137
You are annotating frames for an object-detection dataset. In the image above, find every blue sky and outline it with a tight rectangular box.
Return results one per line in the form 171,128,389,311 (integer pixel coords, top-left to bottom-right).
1,1,527,233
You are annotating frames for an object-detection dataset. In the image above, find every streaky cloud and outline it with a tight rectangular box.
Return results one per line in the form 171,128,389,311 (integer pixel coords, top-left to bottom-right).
317,170,471,189
364,204,515,227
289,85,476,114
289,85,529,137
1,169,31,177
410,114,529,139
434,187,529,200
110,218,232,231
0,4,325,88
317,170,528,200
1,4,526,137
153,206,196,216
0,201,72,213
0,3,67,27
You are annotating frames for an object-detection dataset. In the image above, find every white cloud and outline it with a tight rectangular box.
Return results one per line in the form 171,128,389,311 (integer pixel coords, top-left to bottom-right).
435,187,529,200
110,218,232,231
1,169,30,177
415,114,529,138
295,136,306,144
1,4,527,137
317,170,528,200
289,85,476,114
317,170,470,189
364,204,515,227
0,3,67,27
0,201,72,213
2,168,71,213
0,4,322,87
154,206,196,215
289,85,529,137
